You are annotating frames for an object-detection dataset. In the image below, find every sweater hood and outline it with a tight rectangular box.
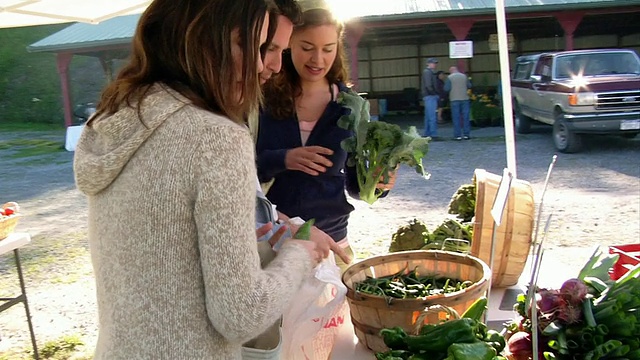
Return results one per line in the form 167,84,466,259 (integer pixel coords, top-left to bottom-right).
74,84,189,195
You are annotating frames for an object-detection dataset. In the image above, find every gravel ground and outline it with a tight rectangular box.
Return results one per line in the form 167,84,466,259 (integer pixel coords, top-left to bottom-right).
0,119,639,357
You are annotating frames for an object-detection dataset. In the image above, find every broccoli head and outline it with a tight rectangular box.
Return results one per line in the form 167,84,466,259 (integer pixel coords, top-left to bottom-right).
389,218,429,253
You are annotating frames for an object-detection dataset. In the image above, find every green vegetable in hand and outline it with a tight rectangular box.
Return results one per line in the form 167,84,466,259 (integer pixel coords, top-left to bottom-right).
293,218,315,240
337,90,430,205
389,219,429,252
445,342,497,360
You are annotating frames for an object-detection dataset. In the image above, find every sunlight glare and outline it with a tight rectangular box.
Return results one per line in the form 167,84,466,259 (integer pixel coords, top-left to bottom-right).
324,0,361,22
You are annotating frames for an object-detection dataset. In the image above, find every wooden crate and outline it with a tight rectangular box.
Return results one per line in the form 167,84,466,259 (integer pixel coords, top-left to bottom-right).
341,250,491,352
471,169,535,287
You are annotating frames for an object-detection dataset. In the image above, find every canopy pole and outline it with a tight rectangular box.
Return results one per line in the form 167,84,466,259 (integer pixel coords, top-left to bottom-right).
495,0,517,178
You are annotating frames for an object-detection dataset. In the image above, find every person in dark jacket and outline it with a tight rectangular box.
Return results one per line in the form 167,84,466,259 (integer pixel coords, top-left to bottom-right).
435,70,448,123
421,57,440,138
257,3,394,272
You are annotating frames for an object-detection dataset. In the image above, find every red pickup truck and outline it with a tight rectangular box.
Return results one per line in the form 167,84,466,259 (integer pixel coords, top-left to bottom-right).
511,49,640,153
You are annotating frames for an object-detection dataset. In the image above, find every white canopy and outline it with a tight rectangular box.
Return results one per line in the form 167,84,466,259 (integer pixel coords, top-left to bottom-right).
0,0,150,28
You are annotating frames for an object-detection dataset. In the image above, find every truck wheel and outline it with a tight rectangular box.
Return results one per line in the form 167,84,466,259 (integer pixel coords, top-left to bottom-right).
514,102,532,134
553,115,583,153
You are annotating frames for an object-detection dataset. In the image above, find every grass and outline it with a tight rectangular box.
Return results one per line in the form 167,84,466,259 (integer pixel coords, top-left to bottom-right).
0,25,108,127
0,232,90,291
0,139,65,158
0,231,93,360
0,25,68,125
0,122,64,132
0,334,91,360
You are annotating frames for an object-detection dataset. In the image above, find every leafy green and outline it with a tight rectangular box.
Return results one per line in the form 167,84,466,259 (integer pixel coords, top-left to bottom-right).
448,183,476,222
337,90,430,204
577,247,619,284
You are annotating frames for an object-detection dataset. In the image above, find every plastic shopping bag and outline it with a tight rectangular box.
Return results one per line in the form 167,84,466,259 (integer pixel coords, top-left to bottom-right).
281,255,348,360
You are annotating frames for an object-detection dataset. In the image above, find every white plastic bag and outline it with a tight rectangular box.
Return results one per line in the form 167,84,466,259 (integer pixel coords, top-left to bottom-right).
281,255,348,360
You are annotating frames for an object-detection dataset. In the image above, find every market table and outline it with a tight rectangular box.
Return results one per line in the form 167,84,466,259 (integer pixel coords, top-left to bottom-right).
0,232,39,359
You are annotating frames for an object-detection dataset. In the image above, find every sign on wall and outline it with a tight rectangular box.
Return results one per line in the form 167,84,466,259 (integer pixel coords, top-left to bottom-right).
449,41,473,59
488,34,515,51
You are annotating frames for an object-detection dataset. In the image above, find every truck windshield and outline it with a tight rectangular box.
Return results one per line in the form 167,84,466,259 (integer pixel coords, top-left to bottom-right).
554,52,640,78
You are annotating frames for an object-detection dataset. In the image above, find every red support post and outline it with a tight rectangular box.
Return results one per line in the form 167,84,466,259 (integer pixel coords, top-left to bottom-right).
56,52,74,128
345,22,365,90
445,19,475,73
555,12,584,51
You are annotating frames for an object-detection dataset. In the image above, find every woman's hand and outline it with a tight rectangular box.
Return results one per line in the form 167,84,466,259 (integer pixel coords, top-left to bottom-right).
288,239,325,266
285,146,334,176
309,226,351,264
375,168,397,191
255,222,290,248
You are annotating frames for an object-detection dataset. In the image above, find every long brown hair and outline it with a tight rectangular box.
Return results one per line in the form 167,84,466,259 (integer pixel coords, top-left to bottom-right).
263,8,349,120
92,0,273,125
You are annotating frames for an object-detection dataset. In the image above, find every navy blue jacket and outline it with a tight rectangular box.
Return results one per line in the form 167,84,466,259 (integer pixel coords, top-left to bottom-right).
256,84,359,242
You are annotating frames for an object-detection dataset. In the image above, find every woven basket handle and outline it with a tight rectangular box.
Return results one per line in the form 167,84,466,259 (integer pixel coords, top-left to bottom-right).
412,304,461,335
2,202,20,212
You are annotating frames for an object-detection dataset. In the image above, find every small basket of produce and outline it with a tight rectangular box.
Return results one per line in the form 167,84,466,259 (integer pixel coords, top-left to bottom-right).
375,300,508,360
341,250,491,352
0,202,21,240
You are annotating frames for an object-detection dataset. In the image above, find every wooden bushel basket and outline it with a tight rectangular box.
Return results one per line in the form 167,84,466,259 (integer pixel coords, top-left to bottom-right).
341,250,491,353
471,168,535,287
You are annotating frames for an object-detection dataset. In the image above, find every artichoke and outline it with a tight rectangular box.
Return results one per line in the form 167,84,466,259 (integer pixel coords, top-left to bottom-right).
388,218,429,253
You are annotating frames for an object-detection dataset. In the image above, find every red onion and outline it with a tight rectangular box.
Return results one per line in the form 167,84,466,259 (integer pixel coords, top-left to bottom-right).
560,278,588,305
507,331,533,359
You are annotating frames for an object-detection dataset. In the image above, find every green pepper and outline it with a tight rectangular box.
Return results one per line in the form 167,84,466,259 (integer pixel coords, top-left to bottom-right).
462,296,488,321
379,327,408,350
375,349,412,360
293,218,315,240
418,323,437,335
475,321,488,341
404,318,478,353
445,341,497,360
407,354,430,360
484,330,506,353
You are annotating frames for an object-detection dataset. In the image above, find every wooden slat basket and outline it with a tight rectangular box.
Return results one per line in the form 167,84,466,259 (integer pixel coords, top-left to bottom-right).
341,250,491,353
471,169,535,287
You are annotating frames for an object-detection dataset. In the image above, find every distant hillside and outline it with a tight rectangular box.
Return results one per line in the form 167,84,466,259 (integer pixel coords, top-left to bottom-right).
0,24,111,126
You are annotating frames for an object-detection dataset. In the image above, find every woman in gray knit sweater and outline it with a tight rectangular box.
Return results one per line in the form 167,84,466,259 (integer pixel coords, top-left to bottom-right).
73,0,328,358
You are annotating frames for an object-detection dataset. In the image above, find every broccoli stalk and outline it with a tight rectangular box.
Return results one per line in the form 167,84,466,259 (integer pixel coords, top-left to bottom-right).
337,90,430,205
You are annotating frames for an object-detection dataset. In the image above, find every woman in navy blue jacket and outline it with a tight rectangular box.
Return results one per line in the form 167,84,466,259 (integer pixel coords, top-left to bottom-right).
257,4,393,271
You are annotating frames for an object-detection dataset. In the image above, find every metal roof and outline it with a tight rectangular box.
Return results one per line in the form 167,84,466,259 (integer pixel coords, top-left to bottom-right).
27,14,139,53
350,0,638,21
27,0,639,53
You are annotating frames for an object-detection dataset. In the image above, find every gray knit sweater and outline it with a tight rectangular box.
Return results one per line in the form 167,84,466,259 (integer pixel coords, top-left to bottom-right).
74,84,314,359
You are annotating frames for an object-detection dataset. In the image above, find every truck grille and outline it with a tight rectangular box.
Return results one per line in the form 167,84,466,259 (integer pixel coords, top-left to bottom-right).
596,90,640,110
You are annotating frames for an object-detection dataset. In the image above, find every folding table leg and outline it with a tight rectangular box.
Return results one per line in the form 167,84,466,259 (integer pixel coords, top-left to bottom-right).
14,249,39,360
